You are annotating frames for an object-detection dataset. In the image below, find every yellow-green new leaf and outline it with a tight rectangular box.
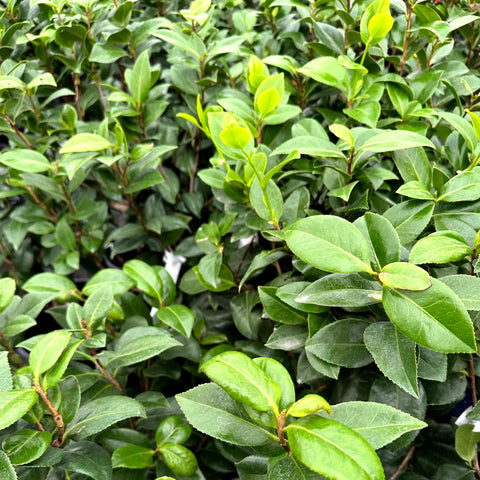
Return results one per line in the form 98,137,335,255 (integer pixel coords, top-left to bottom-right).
60,134,112,154
285,415,385,480
287,394,331,417
0,390,39,430
368,13,393,43
378,262,431,291
201,351,282,414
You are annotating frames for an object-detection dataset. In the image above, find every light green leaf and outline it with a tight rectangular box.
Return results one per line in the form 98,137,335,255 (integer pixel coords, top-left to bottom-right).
0,278,16,314
0,390,38,430
219,126,251,150
65,396,146,439
382,278,476,353
42,340,83,390
176,383,278,446
159,444,198,476
123,259,163,302
368,13,393,42
60,134,112,154
112,445,154,469
202,351,282,414
358,130,435,152
0,451,16,480
437,167,480,203
285,415,385,480
299,57,347,92
129,50,151,105
287,394,331,417
397,181,434,200
379,262,431,291
0,149,54,173
284,216,373,274
440,275,480,311
82,269,135,297
354,212,401,270
364,322,418,397
409,231,472,264
272,136,345,159
29,330,72,380
455,424,480,464
295,274,381,308
83,285,113,328
325,401,427,450
0,353,13,392
157,305,194,337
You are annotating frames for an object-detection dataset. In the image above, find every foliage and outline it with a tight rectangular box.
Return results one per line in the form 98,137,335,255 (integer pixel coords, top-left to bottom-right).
1,0,480,478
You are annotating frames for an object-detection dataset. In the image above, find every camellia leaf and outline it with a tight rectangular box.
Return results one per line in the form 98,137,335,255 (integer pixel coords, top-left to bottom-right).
440,275,480,310
409,231,472,264
111,445,154,469
368,13,393,42
159,444,198,476
358,130,435,152
0,390,39,430
219,126,252,150
382,278,476,353
155,416,191,447
60,133,112,154
284,415,385,480
298,57,347,92
0,149,54,173
323,401,427,450
3,429,52,465
284,216,373,274
257,87,280,117
306,318,373,368
0,278,15,314
295,274,381,308
455,424,480,464
364,322,418,397
123,259,163,302
396,181,434,200
156,305,195,337
436,167,480,203
176,383,278,446
60,441,112,480
287,394,331,417
65,396,146,439
354,212,401,270
201,351,282,414
29,330,72,380
0,451,16,480
378,262,431,291
129,49,151,104
82,269,135,297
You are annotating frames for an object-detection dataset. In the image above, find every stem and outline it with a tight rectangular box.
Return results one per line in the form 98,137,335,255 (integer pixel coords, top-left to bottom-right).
72,72,83,121
190,129,202,193
388,444,416,480
33,381,65,447
399,2,412,76
81,320,125,394
3,114,34,149
427,38,439,69
360,41,370,66
26,91,42,123
25,186,57,223
277,411,290,452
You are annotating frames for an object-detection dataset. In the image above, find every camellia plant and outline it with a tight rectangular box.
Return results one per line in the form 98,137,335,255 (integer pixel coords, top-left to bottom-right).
2,0,480,479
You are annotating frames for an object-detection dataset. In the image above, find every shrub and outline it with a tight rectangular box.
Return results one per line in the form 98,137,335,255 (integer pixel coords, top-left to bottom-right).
1,0,480,479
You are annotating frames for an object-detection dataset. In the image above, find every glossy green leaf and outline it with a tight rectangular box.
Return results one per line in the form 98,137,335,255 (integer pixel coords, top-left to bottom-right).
42,340,83,390
29,330,71,380
397,181,434,200
382,278,476,353
409,231,472,264
201,351,282,414
325,401,427,450
455,424,480,465
157,305,194,337
0,278,15,314
124,259,163,302
354,212,401,270
0,149,54,173
284,216,373,274
285,415,385,480
296,274,381,307
306,318,372,368
60,441,112,480
160,444,197,476
368,13,393,41
358,130,435,152
0,353,12,392
60,134,112,154
65,396,146,439
259,286,308,324
82,269,135,297
3,429,52,465
111,445,154,469
0,390,38,430
272,136,345,159
83,285,113,328
287,394,331,417
0,451,16,480
364,322,418,397
299,57,347,92
437,167,480,203
155,416,191,447
129,50,151,104
440,275,480,310
176,383,278,446
379,262,431,291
